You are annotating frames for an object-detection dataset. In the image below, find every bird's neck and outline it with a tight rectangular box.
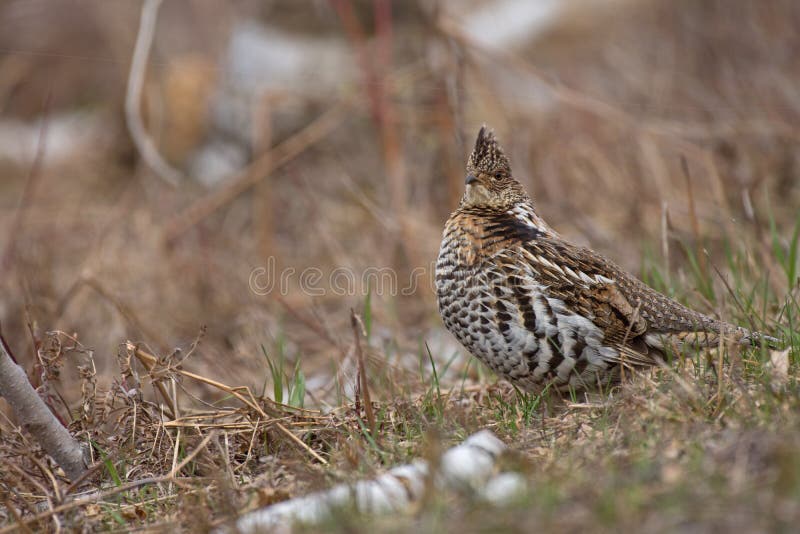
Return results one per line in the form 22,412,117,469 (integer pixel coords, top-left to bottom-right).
445,202,556,265
455,202,556,237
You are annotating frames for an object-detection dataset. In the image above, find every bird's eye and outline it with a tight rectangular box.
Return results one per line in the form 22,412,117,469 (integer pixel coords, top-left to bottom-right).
493,172,503,180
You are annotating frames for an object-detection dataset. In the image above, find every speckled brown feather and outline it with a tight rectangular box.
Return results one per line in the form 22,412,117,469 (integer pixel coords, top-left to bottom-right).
435,126,779,392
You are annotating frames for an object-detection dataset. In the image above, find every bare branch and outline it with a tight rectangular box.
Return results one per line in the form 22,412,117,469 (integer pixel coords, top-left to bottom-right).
125,0,182,186
0,334,87,481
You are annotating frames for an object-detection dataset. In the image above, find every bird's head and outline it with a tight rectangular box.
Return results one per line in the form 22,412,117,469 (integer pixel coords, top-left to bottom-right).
460,126,528,211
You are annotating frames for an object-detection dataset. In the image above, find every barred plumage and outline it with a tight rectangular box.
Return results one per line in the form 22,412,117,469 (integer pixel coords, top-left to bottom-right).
435,126,778,392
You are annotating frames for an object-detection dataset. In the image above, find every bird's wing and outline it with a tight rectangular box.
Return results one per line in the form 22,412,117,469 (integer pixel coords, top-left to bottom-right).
516,236,659,367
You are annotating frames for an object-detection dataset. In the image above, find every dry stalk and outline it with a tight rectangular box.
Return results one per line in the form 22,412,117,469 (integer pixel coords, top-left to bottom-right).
331,0,413,267
350,310,375,435
125,0,182,186
1,475,203,533
168,430,217,478
127,343,328,465
131,342,177,420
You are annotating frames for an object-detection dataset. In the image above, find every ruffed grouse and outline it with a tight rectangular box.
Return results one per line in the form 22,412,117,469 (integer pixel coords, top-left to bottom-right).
435,126,778,392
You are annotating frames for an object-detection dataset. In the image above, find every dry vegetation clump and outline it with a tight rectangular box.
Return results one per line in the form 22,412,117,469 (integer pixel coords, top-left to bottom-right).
1,0,799,531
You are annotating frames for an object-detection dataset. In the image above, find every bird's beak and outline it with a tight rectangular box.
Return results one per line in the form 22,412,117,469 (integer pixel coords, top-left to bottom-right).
465,174,478,185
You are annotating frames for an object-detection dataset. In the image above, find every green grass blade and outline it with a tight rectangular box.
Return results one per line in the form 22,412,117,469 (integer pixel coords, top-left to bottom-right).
289,365,305,408
261,345,283,404
425,342,441,398
363,283,372,341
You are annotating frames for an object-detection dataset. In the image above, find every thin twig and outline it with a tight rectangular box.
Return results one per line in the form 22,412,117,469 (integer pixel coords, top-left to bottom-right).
131,342,176,420
331,0,412,267
168,429,213,478
63,453,121,495
127,343,328,465
6,463,56,530
350,310,375,435
2,497,35,534
125,0,182,186
26,453,62,503
0,476,197,534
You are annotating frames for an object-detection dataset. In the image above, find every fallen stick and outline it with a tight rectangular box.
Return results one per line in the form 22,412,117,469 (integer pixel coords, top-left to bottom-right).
0,334,87,482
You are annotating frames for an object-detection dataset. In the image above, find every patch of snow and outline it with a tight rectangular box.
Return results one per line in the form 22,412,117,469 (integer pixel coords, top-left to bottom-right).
455,0,562,49
0,112,102,167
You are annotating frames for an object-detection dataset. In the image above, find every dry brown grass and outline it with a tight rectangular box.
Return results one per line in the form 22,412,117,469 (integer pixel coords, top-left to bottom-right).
1,0,799,530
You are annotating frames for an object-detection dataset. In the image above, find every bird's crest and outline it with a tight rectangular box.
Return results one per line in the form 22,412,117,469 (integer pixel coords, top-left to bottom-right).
468,126,511,176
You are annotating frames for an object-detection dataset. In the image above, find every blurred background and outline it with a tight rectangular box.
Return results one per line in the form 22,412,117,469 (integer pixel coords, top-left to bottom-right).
1,0,798,404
